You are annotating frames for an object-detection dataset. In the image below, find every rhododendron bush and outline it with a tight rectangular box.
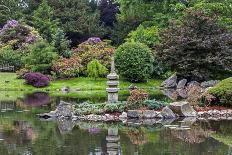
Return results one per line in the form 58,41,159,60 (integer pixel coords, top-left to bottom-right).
52,54,83,78
73,37,115,72
0,20,40,50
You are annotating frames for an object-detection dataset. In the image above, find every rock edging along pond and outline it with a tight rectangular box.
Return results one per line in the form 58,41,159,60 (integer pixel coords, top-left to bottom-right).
38,101,232,123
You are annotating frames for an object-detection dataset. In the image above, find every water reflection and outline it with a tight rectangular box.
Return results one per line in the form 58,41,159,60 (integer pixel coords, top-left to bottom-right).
0,92,231,155
23,92,51,107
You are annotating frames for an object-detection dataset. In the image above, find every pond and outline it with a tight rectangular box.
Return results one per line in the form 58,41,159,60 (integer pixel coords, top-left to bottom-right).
0,91,231,155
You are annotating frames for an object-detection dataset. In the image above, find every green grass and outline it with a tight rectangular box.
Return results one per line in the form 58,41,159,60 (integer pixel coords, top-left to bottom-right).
0,72,162,91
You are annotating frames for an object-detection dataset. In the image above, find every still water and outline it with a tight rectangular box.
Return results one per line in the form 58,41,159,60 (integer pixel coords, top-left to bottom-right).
0,91,231,155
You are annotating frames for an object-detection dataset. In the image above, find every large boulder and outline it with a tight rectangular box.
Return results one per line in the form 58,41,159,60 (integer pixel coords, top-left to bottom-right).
55,101,74,117
127,110,139,118
160,89,179,100
161,106,176,119
169,101,197,117
161,74,177,88
200,80,220,88
177,79,187,89
176,88,188,99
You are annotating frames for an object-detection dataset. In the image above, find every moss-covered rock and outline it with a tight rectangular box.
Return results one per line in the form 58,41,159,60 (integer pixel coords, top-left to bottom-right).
208,78,232,106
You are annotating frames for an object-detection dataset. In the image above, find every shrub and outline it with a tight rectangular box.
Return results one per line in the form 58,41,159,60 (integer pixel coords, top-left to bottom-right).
23,41,58,74
0,47,22,70
75,102,126,115
115,42,154,82
208,77,232,106
144,99,166,110
156,10,232,81
127,89,149,110
16,68,31,79
104,104,118,113
52,28,72,58
52,54,83,78
87,59,108,79
126,25,160,47
0,20,40,50
24,72,50,88
73,38,115,73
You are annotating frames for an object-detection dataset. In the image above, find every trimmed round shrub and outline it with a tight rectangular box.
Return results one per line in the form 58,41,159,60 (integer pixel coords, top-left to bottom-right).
115,42,154,82
208,77,232,106
24,72,50,88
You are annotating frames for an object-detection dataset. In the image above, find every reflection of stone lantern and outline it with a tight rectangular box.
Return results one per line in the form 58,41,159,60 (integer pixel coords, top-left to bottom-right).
106,128,121,155
106,57,119,103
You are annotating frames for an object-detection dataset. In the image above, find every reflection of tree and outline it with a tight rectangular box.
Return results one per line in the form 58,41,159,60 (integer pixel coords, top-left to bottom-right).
169,125,212,144
127,127,148,145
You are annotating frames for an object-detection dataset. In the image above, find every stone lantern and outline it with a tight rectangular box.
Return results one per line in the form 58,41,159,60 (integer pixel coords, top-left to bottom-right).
106,57,119,103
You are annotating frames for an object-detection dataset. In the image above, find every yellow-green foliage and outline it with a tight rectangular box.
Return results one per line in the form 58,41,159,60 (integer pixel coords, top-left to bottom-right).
87,59,108,79
208,77,232,106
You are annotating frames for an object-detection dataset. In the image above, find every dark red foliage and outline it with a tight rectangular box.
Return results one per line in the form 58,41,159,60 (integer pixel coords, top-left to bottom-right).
156,10,232,81
23,92,51,107
24,72,50,88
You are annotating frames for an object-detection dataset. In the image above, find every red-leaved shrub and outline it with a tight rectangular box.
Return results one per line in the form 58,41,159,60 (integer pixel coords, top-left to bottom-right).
24,72,50,88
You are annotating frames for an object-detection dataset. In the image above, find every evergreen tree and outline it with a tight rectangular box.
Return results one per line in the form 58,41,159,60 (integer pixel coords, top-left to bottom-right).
32,0,58,43
52,28,72,58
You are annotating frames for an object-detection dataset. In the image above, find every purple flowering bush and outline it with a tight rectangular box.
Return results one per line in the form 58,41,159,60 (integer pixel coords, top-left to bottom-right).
24,73,50,88
86,37,102,44
0,20,40,50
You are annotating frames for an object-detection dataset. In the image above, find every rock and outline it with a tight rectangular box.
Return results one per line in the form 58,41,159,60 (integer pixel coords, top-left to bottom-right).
169,101,197,117
161,106,176,119
119,112,127,119
127,110,139,118
177,79,187,89
161,74,177,88
201,80,220,88
160,89,179,100
55,101,74,117
128,84,138,91
176,88,188,98
143,110,157,118
37,112,56,119
187,81,200,87
61,87,70,93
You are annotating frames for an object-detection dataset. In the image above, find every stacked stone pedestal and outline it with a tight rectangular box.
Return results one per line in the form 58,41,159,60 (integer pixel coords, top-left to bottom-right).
106,57,119,103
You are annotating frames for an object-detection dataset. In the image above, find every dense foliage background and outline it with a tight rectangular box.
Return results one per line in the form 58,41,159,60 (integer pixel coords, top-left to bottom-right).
0,0,232,83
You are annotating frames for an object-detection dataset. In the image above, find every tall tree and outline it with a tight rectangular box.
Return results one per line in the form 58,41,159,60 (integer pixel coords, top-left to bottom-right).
156,10,232,81
47,0,105,46
32,0,58,43
99,0,119,27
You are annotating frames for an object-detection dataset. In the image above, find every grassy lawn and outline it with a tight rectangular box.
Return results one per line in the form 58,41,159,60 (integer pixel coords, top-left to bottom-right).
0,72,162,91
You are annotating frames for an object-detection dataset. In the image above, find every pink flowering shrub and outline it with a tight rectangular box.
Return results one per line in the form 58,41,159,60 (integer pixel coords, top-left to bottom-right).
24,73,50,88
52,54,83,78
73,37,115,74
